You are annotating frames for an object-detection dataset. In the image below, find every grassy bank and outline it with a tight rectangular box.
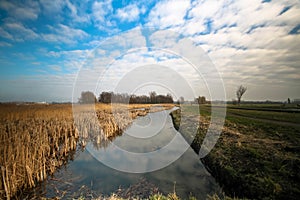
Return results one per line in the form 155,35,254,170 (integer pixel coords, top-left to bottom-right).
170,104,300,200
0,103,174,199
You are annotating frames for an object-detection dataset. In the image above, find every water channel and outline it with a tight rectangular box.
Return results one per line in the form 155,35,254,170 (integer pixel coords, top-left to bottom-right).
40,108,221,199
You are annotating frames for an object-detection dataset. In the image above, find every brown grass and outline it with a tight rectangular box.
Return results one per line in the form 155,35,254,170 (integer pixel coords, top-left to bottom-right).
0,103,174,199
0,104,77,199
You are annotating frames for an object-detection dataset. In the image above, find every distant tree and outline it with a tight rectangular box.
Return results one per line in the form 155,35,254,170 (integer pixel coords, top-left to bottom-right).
129,94,137,104
232,99,237,105
197,96,206,104
288,98,291,104
137,95,150,103
166,93,174,103
79,91,97,104
98,91,173,104
149,91,157,103
99,92,113,103
236,85,247,105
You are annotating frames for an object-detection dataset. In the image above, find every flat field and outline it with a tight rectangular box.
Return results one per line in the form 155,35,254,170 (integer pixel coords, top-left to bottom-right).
171,104,300,200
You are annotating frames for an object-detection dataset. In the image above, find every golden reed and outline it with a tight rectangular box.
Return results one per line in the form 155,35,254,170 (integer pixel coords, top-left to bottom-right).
0,103,174,199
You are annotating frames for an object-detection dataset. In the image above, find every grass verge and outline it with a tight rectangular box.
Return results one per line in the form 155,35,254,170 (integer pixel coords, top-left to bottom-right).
170,104,300,200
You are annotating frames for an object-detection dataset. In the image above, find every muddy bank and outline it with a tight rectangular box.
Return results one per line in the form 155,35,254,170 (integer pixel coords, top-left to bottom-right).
170,108,300,200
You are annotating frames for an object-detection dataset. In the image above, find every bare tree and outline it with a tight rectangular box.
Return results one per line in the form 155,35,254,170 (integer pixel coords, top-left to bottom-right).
236,85,247,105
149,91,157,103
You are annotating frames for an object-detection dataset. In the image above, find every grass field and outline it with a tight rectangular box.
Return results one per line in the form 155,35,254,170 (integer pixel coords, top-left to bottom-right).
171,104,300,200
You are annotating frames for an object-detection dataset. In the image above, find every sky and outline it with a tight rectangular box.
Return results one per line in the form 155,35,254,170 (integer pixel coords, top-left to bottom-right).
0,0,299,102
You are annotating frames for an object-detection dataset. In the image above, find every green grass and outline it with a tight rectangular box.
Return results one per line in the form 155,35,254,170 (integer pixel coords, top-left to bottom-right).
171,104,300,200
227,108,300,124
229,103,299,109
197,104,300,124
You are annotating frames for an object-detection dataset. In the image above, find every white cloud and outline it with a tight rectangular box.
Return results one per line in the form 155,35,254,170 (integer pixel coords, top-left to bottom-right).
116,4,140,22
0,27,13,40
181,20,206,36
13,7,39,20
74,28,222,100
92,0,113,22
149,29,180,48
65,0,90,23
1,0,299,102
84,39,102,48
42,24,89,44
4,22,39,41
0,0,40,20
147,0,191,28
187,0,222,22
193,25,292,50
145,0,300,100
39,0,64,17
48,49,91,59
46,49,92,75
0,41,12,47
65,0,77,17
57,24,89,39
91,27,146,55
92,0,119,32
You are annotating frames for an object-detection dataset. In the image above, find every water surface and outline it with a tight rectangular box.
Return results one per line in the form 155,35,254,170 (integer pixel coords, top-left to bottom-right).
43,108,221,199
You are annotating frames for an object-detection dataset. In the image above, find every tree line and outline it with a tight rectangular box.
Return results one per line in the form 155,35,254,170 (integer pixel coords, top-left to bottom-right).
79,91,174,104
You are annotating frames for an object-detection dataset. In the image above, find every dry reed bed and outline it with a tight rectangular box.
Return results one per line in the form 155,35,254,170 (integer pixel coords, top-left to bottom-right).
0,104,77,199
74,103,174,148
0,103,174,199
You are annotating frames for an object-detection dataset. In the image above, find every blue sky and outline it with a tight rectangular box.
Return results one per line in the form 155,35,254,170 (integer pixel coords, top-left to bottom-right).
0,0,299,102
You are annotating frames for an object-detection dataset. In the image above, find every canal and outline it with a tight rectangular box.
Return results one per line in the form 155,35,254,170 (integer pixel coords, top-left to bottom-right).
36,108,221,199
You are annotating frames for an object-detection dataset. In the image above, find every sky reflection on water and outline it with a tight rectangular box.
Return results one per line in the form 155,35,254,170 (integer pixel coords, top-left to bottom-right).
44,109,221,199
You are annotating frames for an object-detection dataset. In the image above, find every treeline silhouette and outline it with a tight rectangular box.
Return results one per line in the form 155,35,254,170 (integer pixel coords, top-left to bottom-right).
78,91,174,104
99,91,173,104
